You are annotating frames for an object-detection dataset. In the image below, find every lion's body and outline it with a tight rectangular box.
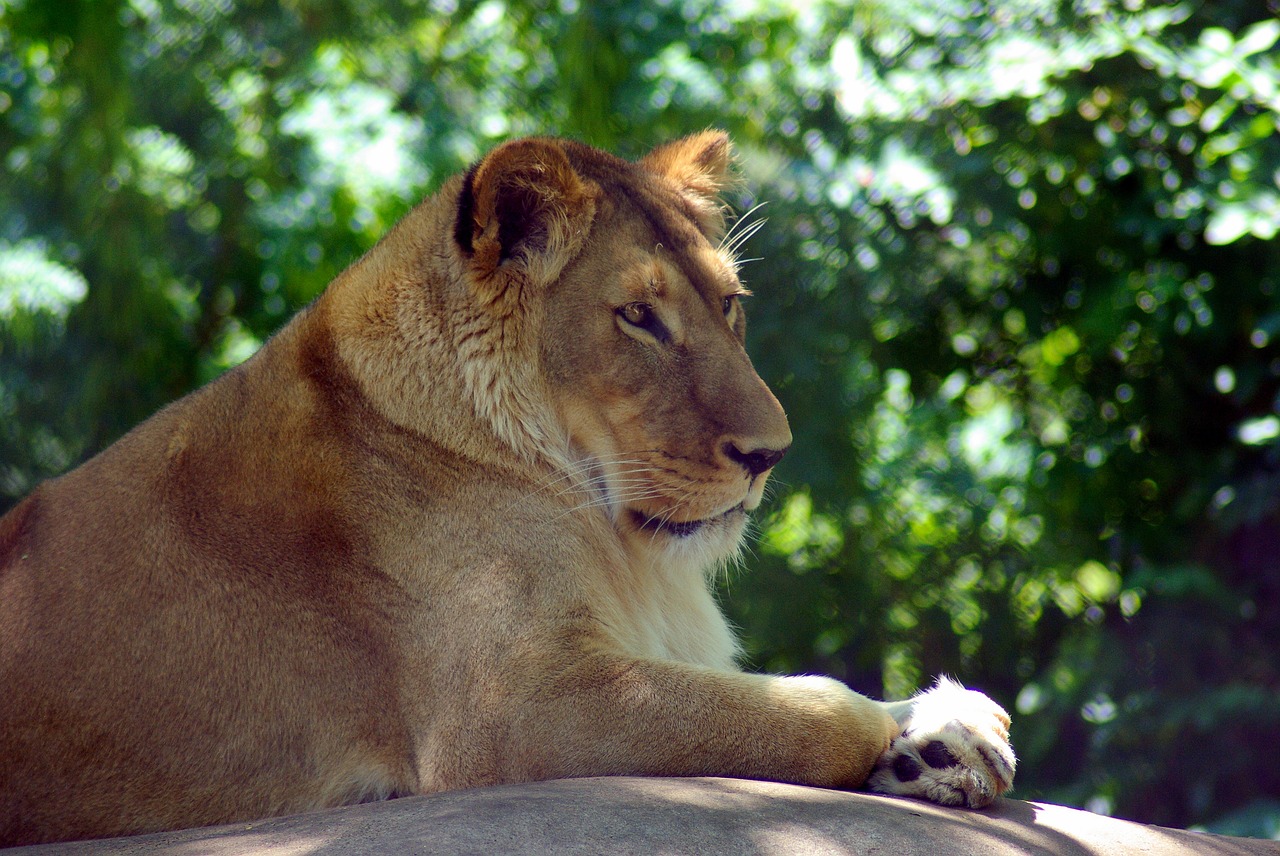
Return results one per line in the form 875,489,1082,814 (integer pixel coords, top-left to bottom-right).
0,134,1013,847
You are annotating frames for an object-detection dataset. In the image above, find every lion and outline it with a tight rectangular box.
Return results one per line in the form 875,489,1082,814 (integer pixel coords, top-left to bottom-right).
0,132,1014,846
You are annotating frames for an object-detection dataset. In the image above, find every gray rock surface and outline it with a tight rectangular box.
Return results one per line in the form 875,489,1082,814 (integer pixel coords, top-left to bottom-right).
7,777,1276,855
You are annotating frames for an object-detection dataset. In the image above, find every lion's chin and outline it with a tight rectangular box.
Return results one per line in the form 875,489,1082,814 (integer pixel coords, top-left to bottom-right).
630,502,746,539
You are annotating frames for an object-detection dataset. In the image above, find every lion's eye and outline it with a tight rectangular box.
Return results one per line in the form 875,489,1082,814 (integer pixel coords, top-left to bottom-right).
621,302,652,327
722,295,735,316
617,301,669,342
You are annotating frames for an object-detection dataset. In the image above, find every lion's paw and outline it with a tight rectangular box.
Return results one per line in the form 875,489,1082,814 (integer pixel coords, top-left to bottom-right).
865,678,1015,808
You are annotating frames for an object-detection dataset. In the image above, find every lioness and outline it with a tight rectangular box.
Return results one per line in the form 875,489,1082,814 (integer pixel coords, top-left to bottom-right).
0,133,1014,846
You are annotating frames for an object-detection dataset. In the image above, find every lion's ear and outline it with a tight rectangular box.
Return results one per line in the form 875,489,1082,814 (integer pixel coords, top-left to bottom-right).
640,130,733,240
454,138,596,287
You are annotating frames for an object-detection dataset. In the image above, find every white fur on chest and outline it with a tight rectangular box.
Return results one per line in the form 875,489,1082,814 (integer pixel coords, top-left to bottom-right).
611,538,743,671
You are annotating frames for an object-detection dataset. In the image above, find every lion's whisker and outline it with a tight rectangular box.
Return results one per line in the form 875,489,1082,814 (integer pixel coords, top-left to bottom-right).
719,201,768,251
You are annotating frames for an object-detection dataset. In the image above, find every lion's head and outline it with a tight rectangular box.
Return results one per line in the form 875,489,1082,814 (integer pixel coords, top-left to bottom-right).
450,132,791,562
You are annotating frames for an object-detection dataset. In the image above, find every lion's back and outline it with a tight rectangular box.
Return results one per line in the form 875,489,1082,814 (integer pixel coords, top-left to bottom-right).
0,337,416,846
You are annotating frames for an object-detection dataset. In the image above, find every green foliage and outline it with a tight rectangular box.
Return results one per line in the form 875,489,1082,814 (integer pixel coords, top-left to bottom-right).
2,0,1278,836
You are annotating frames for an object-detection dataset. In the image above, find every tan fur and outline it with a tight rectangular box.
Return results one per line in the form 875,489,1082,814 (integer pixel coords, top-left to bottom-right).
0,134,904,846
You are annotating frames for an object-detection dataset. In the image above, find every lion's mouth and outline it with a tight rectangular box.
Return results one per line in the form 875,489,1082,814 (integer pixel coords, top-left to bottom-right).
632,503,745,538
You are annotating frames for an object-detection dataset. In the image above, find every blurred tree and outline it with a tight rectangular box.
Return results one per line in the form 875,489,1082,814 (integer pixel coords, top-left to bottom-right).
2,0,1278,836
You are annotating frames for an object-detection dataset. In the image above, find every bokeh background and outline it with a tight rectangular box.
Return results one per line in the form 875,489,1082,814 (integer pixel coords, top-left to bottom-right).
2,0,1278,837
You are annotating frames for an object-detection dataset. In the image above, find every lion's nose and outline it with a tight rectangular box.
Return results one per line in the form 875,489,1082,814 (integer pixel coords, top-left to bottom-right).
723,442,788,477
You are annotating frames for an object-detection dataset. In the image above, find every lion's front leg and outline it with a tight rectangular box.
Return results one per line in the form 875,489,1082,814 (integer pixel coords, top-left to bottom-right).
492,654,899,792
865,678,1016,808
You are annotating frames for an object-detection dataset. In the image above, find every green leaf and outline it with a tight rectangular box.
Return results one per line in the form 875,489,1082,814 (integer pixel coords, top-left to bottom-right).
1204,204,1250,245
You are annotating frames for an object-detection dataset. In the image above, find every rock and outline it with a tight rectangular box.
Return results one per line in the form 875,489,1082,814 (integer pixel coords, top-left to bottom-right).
6,777,1274,855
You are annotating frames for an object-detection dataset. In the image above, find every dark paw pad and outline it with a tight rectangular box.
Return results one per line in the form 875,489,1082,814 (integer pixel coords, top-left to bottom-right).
892,752,922,782
920,740,959,769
